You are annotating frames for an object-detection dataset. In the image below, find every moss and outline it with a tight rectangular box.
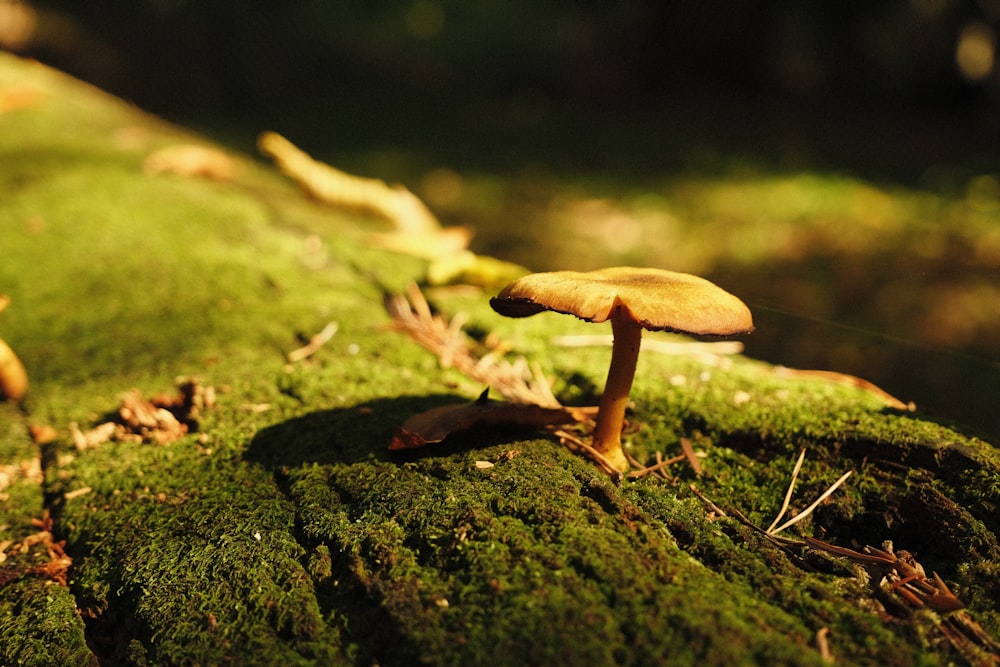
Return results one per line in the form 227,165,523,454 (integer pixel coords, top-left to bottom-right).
285,449,835,666
0,577,94,666
1,52,999,665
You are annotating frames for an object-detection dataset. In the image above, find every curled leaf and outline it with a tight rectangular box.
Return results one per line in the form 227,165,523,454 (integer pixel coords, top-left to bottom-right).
390,391,594,450
259,131,443,235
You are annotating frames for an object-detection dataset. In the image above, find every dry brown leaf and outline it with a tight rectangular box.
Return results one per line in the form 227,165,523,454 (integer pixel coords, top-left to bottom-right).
390,392,593,450
259,132,442,233
72,378,213,448
118,390,188,444
774,366,915,411
0,513,72,587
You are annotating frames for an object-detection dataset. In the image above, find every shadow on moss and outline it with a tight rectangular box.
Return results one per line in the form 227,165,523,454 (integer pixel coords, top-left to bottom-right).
244,394,586,470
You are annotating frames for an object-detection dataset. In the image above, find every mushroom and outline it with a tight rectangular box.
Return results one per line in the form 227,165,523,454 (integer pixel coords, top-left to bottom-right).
490,267,753,472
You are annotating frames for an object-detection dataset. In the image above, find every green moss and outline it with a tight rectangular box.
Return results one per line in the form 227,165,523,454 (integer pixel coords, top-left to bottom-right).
0,577,94,667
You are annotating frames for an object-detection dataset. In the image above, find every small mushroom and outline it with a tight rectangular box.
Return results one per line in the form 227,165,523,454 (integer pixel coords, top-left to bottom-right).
490,267,753,472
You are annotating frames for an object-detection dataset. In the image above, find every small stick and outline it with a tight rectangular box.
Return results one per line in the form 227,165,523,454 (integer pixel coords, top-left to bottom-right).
688,484,729,517
627,453,685,479
287,322,339,362
63,486,93,500
816,627,834,664
551,428,620,475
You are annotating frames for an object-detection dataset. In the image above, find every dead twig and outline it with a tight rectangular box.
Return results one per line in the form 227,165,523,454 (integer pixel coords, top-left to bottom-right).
688,483,729,518
553,333,743,366
816,627,834,664
287,321,338,362
550,428,620,476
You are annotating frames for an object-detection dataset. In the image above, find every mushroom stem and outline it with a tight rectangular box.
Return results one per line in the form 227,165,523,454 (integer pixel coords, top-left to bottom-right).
591,312,642,472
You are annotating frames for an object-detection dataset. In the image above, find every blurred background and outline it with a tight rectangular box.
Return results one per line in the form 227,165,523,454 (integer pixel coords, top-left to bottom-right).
2,0,999,438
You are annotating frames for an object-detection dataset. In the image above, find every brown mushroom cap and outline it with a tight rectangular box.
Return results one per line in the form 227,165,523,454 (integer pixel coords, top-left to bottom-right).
490,267,754,336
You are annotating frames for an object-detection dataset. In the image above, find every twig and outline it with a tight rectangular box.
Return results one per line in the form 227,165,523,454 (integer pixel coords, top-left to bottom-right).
688,484,729,518
816,627,834,664
550,428,620,476
626,451,685,479
552,334,743,356
287,322,339,362
552,334,743,367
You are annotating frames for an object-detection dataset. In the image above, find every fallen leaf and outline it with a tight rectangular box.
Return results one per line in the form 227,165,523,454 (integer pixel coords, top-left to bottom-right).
259,131,442,235
774,366,915,411
72,378,213,448
390,391,594,450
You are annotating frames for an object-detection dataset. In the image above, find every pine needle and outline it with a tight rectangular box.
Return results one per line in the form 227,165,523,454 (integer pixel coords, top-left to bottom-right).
762,449,852,537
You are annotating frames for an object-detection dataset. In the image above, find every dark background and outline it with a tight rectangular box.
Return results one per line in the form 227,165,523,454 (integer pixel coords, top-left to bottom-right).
3,1,999,438
9,2,1000,167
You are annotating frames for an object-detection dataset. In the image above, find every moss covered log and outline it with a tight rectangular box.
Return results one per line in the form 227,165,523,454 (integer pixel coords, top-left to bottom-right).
1,53,998,666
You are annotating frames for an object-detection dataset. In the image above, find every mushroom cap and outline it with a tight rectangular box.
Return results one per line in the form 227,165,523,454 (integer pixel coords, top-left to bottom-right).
490,267,754,336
